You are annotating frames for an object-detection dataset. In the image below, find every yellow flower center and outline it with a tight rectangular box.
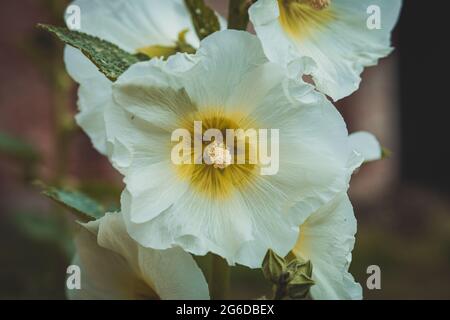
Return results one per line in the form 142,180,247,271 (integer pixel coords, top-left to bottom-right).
173,110,259,200
278,0,335,40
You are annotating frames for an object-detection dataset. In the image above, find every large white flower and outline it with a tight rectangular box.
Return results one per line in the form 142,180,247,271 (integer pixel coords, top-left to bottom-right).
291,193,362,300
69,212,209,300
63,0,208,154
249,0,402,101
106,30,363,268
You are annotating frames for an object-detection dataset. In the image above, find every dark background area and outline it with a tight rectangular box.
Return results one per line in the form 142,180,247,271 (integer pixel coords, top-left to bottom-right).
398,1,450,191
0,1,449,299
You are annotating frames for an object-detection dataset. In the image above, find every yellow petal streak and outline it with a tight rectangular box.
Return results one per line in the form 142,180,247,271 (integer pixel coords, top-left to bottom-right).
293,225,309,261
136,45,178,60
278,0,336,40
174,110,259,200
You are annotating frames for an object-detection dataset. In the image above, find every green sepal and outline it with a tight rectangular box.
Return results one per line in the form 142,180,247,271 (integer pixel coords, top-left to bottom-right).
262,249,286,284
286,259,315,299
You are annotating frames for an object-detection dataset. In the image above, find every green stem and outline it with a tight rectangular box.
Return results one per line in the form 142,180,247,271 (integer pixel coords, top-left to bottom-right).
210,254,230,300
52,68,74,186
40,0,74,186
227,0,253,30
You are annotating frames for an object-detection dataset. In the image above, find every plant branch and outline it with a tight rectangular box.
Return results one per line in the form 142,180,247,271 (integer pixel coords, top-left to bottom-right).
228,0,254,30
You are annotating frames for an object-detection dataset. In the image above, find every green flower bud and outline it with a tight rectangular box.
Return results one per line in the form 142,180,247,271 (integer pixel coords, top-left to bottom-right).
262,249,286,284
286,258,315,299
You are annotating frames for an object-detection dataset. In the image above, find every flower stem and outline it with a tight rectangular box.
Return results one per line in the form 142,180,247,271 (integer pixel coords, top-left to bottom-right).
210,254,230,300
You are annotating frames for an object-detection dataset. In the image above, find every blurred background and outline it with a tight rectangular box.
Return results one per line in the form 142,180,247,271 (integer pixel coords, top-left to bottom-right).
0,0,449,300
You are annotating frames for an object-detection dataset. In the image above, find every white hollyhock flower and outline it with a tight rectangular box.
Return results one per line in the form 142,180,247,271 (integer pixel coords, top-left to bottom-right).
349,131,382,162
69,212,209,300
106,30,363,268
249,0,402,101
291,193,362,299
63,0,218,154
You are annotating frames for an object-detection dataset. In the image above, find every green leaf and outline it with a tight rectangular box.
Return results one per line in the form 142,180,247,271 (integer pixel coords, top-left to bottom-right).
262,249,286,284
37,24,143,81
0,132,39,161
184,0,220,40
38,183,105,222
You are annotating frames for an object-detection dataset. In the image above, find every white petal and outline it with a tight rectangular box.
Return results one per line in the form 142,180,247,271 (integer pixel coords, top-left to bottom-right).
109,60,197,173
70,213,210,300
249,77,362,222
176,30,270,110
97,213,209,299
124,161,190,223
250,0,402,100
349,131,382,162
291,194,362,300
67,0,199,51
108,116,173,174
122,177,299,268
249,0,296,69
69,219,155,299
113,60,197,131
64,47,112,154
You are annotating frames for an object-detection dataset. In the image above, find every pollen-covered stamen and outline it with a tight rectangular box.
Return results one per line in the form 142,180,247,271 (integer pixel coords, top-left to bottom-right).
204,141,232,169
304,0,331,10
